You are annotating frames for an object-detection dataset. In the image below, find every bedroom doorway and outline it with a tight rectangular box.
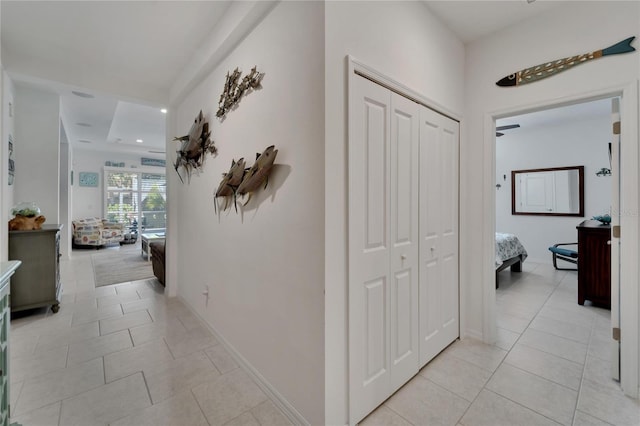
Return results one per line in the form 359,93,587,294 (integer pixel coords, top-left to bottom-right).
493,95,625,389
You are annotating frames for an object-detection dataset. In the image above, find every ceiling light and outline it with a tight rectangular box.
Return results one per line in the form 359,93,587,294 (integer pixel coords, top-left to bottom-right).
136,139,143,143
72,90,95,99
160,108,168,114
76,122,92,127
78,140,92,144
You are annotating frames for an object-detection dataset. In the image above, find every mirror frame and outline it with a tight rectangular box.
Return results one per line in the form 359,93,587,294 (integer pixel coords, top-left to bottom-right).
511,165,584,217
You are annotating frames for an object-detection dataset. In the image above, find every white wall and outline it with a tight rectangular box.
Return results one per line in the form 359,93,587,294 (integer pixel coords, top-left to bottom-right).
1,72,14,261
172,2,325,423
324,2,465,423
13,83,60,224
463,0,639,393
71,148,164,220
496,114,612,263
59,124,71,259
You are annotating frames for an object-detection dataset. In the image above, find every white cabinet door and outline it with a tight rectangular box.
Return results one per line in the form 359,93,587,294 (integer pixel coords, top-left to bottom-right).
418,106,460,366
518,171,555,213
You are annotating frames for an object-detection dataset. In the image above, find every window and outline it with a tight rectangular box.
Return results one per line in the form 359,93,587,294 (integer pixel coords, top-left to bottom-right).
104,169,166,232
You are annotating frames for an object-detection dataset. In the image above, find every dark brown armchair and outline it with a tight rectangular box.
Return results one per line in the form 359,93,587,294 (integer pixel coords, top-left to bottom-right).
150,241,165,286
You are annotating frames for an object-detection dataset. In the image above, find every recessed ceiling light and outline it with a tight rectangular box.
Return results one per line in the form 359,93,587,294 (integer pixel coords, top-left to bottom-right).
72,90,95,99
136,139,143,143
76,122,92,127
78,139,92,144
160,108,168,114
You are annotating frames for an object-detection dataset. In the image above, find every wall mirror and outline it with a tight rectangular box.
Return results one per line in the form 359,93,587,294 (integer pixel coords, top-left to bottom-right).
512,165,584,216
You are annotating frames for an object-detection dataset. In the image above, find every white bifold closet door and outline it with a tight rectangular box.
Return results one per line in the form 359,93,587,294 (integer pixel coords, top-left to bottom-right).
349,74,459,424
418,106,460,365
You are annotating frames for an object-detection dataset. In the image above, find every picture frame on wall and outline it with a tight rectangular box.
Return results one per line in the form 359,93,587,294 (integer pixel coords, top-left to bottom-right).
141,157,166,167
78,172,99,187
8,134,14,186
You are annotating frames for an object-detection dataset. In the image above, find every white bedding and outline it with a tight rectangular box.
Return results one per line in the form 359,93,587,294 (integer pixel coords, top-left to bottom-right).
496,232,528,268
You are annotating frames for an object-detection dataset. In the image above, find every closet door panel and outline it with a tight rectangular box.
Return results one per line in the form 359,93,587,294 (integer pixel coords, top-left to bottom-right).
349,76,392,423
419,107,460,366
440,124,459,338
389,93,419,391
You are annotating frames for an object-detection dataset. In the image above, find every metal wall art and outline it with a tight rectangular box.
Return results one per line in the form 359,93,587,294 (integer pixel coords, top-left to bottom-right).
216,66,264,119
214,145,278,213
173,110,217,183
214,158,246,212
497,36,636,87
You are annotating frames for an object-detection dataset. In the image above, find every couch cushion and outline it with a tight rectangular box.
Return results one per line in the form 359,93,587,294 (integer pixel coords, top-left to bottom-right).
74,217,101,227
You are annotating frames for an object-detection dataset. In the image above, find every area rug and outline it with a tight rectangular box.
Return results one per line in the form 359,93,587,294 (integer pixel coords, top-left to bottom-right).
92,247,154,287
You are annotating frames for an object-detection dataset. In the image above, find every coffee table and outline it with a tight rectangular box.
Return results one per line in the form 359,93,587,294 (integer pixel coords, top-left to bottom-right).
141,233,165,261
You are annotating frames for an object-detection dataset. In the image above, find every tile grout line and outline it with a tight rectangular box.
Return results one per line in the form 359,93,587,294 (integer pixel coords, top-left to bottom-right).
190,387,213,426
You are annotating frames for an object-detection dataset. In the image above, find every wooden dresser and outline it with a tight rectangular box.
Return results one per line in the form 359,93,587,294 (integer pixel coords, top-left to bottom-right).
577,220,611,308
8,224,62,313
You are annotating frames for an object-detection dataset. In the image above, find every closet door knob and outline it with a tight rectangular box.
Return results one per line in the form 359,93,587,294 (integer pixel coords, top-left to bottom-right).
401,254,407,260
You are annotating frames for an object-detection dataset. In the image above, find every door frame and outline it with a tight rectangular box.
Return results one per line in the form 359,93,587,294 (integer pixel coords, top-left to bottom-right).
484,81,639,398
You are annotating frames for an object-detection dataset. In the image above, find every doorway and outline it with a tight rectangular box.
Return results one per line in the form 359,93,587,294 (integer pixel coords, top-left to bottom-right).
494,95,638,396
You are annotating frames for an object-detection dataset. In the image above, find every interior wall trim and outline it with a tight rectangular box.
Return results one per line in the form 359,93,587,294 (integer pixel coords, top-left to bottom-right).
348,56,462,123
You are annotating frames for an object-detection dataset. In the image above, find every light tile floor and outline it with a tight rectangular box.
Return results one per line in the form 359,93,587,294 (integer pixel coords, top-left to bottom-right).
9,246,293,426
362,262,640,426
10,249,640,425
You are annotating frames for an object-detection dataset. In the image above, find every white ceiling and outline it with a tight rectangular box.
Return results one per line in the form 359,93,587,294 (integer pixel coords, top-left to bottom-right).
497,97,613,135
423,0,563,44
1,0,606,156
1,0,232,156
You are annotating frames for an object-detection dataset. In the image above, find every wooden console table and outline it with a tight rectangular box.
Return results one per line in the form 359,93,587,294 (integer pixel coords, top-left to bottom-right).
9,224,62,313
577,220,611,308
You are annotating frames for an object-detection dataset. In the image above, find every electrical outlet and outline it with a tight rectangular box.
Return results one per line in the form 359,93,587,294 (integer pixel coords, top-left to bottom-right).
202,285,210,307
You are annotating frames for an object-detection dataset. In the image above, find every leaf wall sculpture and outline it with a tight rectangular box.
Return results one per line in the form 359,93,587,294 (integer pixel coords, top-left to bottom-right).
216,66,264,119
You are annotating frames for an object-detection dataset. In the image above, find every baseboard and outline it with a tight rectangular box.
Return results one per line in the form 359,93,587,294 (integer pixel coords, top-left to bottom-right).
462,328,484,342
177,295,309,426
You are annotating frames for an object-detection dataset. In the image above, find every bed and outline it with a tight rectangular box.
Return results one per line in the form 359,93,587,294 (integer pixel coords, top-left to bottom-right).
495,232,528,288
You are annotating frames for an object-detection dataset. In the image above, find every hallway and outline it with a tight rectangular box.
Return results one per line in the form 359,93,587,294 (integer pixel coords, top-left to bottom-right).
9,250,292,425
9,253,640,425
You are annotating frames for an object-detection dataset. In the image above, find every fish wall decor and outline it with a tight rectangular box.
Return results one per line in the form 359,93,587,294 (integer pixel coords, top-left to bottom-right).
214,157,246,212
213,145,278,213
216,66,264,119
173,110,217,183
236,145,278,206
496,36,635,87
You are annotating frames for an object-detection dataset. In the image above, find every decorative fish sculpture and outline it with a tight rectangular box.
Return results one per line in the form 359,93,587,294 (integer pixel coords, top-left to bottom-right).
496,37,636,87
214,158,246,212
236,145,278,205
173,110,217,183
